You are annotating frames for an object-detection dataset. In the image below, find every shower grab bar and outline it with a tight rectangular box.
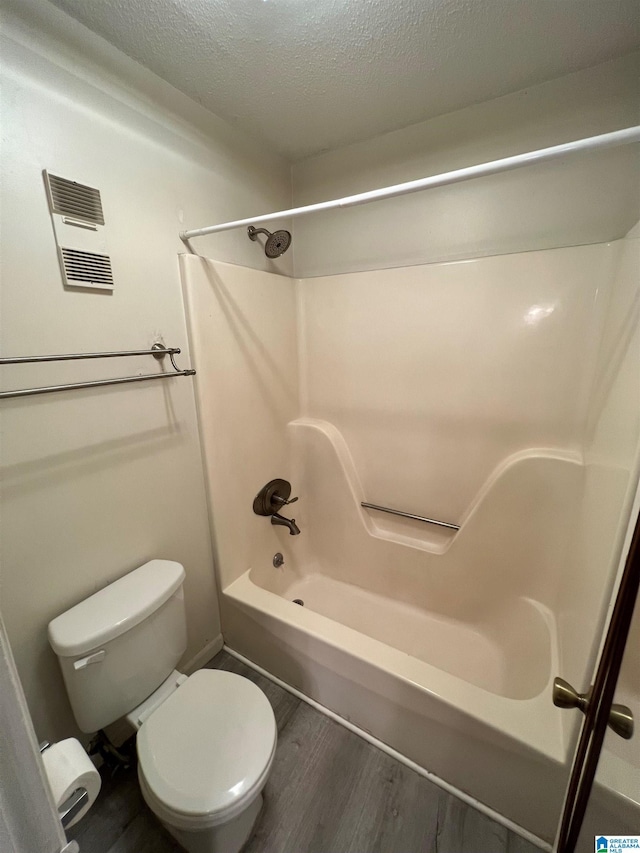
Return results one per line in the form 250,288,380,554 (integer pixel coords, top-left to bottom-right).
0,344,196,399
361,502,460,531
180,125,640,239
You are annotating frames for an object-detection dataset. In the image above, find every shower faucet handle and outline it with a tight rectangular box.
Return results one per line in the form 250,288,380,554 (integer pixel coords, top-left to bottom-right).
253,479,298,516
273,494,298,507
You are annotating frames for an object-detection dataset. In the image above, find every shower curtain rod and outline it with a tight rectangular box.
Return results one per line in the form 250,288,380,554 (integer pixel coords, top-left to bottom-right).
180,125,640,240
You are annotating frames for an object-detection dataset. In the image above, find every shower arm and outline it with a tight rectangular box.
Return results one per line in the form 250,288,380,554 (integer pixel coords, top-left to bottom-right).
247,226,271,240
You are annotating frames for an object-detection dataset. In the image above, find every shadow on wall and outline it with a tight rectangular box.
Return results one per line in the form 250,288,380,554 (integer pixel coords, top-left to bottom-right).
199,260,297,422
0,424,180,499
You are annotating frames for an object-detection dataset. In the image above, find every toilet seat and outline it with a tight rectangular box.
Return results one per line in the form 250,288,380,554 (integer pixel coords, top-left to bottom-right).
137,669,277,830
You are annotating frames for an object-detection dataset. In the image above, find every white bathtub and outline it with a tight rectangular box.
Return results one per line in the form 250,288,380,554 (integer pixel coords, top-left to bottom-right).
214,421,584,845
223,563,568,845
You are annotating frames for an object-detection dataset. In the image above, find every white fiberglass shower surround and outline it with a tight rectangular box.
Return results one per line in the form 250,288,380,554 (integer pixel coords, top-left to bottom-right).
180,132,640,848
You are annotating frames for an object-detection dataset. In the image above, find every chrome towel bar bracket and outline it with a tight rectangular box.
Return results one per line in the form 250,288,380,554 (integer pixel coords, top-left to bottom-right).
361,502,460,531
0,343,195,400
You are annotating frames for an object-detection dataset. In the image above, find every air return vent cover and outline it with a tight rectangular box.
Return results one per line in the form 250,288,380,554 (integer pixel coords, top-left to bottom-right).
43,170,113,290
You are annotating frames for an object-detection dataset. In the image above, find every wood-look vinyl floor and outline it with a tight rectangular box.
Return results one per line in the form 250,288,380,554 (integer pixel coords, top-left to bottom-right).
68,650,542,853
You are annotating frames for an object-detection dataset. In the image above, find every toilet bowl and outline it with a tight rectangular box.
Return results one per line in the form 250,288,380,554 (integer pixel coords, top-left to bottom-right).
135,669,277,853
48,560,277,853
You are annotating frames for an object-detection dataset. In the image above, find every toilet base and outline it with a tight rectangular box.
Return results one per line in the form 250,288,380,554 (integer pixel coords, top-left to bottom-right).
158,792,264,853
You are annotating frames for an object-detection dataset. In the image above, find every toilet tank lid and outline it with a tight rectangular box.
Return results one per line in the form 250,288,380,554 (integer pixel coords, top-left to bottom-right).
48,560,185,657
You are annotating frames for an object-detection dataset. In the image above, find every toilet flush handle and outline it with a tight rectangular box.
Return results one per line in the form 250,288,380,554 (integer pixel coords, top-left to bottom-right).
73,650,106,670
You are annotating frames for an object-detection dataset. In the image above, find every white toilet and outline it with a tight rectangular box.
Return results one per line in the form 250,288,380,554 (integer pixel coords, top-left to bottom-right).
48,560,277,853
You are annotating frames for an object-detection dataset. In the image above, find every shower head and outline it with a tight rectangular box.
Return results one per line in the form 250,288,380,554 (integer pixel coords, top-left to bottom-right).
247,225,291,258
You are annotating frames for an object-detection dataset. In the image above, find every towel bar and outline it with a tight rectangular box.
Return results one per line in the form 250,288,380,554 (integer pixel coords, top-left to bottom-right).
0,343,195,399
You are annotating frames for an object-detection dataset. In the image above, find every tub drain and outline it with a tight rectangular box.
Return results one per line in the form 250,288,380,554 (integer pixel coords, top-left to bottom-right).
293,599,304,606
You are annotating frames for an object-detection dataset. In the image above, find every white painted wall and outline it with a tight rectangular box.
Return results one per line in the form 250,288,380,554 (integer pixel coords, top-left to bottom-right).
0,0,292,744
291,52,640,278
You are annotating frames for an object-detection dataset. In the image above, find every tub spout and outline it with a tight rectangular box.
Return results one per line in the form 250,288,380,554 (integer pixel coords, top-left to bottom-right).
271,512,300,535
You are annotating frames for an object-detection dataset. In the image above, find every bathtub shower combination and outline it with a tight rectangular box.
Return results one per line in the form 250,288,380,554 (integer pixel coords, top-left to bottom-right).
180,157,640,845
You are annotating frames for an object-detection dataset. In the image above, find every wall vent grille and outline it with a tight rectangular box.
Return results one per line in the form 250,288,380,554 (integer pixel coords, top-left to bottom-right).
45,173,105,225
60,248,114,288
43,170,113,290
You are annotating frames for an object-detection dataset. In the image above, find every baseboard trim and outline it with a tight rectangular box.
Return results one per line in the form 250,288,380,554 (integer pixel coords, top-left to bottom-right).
183,634,224,674
223,644,551,852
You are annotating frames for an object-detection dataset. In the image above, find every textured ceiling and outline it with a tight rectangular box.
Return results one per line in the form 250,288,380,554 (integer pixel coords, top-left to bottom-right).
49,0,640,160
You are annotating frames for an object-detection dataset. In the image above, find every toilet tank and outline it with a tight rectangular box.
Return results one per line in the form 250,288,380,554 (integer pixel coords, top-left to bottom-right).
48,560,187,733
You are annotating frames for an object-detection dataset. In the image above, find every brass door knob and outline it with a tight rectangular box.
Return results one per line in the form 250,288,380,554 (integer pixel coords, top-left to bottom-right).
553,677,634,740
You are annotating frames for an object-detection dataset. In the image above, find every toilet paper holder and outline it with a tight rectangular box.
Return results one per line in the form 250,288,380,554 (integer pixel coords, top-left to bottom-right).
40,741,89,829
